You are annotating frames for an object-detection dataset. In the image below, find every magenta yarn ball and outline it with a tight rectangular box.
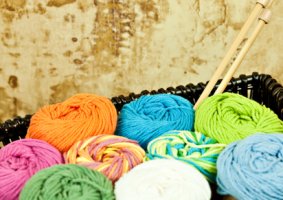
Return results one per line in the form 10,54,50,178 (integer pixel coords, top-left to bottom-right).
0,139,63,200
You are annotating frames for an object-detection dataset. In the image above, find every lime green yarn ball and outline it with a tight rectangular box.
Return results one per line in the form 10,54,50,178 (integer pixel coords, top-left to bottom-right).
195,93,283,144
19,164,115,200
146,130,226,182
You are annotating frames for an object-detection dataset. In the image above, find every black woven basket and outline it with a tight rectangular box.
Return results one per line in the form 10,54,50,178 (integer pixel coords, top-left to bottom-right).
0,72,282,200
0,72,282,146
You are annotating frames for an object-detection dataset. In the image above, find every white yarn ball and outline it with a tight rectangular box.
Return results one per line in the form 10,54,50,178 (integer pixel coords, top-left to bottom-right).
115,159,211,200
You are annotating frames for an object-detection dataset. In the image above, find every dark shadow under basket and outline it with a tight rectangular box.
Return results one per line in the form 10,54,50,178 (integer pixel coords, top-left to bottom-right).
0,72,282,200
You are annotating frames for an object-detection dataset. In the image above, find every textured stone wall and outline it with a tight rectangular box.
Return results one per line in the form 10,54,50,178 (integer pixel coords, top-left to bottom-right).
0,0,282,121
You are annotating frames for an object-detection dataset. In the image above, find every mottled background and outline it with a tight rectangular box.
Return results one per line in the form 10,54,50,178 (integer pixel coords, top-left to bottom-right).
0,0,282,122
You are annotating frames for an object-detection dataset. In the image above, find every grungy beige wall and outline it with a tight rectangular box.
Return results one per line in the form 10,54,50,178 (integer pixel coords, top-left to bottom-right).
0,0,282,121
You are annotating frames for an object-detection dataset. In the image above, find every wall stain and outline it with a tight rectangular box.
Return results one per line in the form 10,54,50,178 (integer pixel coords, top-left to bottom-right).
139,1,160,23
50,76,79,104
43,30,50,42
192,56,207,65
0,87,16,122
1,10,15,23
9,52,21,58
77,0,93,12
71,37,78,42
32,61,37,67
8,75,18,88
78,64,89,73
93,0,136,57
64,13,75,22
43,52,53,57
63,50,73,57
194,0,226,43
47,0,76,7
137,0,169,30
35,68,44,78
1,28,17,47
49,67,57,76
12,62,18,67
0,0,26,11
73,58,83,65
33,3,46,14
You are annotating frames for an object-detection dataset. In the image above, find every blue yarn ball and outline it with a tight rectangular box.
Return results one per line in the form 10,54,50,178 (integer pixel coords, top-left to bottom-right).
116,94,195,149
217,133,283,200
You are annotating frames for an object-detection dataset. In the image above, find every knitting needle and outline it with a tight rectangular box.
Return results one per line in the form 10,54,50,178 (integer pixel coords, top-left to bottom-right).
214,9,272,94
266,0,276,8
193,0,269,109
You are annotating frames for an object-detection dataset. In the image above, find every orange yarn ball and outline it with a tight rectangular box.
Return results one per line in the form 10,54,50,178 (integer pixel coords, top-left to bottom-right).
26,93,117,152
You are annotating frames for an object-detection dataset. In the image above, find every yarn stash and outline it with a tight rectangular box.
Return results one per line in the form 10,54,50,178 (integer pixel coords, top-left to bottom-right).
146,130,226,182
65,135,145,182
217,133,283,200
195,93,283,144
26,93,117,152
116,94,195,148
115,159,211,200
20,164,114,200
0,139,63,200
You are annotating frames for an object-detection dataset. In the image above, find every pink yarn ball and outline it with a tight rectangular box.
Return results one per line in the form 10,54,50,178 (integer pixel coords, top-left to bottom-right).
0,139,63,200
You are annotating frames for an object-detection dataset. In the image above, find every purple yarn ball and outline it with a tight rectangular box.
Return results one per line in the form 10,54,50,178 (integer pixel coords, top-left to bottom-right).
0,139,63,200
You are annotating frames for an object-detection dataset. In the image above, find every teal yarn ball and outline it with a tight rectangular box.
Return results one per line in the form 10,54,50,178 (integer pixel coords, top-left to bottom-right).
116,94,195,148
19,164,115,200
195,93,283,144
146,130,226,182
217,133,283,200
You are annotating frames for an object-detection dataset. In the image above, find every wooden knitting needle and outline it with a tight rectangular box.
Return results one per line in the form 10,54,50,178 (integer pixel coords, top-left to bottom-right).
193,0,269,109
266,0,276,8
214,9,272,94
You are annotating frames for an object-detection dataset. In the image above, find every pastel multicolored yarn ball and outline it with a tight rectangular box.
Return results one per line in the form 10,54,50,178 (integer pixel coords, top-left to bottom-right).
65,135,145,182
146,130,226,182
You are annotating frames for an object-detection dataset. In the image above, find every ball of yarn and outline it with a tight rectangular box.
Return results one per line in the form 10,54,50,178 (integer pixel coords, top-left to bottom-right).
65,134,145,182
115,159,211,200
146,130,226,182
20,164,114,200
26,93,117,152
116,94,195,148
217,133,283,200
195,93,283,144
0,139,63,200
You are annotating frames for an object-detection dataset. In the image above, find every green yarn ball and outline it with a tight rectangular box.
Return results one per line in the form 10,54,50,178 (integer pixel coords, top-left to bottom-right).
19,164,115,200
146,130,226,182
195,93,283,144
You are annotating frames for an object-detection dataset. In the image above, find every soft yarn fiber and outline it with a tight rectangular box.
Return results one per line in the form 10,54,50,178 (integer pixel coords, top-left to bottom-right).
115,159,211,200
116,94,195,148
20,164,115,200
26,93,117,152
195,93,283,144
65,135,145,182
217,133,283,200
146,130,226,182
0,139,63,200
